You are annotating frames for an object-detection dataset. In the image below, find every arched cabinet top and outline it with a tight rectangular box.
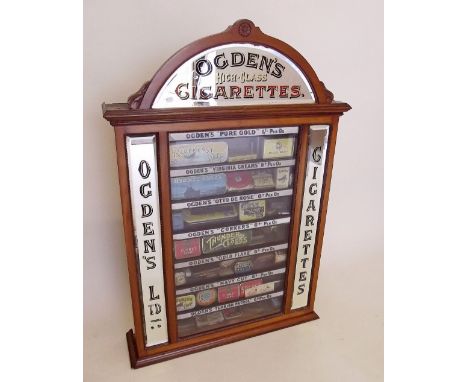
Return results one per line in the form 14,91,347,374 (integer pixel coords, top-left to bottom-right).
129,19,335,109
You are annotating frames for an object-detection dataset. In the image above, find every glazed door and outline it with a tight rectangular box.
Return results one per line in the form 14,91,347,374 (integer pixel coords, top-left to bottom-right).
168,126,298,337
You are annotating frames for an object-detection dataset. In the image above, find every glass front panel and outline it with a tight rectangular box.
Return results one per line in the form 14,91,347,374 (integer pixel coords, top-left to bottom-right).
169,127,298,337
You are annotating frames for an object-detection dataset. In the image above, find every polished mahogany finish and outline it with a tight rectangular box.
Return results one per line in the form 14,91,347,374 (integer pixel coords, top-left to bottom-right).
103,19,350,368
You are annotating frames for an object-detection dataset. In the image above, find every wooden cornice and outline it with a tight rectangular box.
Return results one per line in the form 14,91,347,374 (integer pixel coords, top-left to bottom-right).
102,102,351,126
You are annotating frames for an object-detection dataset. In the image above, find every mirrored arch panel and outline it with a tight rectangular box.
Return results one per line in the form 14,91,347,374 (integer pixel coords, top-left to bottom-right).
152,43,316,108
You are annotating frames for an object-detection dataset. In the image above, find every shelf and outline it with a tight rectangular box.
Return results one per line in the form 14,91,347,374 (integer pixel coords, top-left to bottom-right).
170,158,296,177
177,297,284,338
176,267,286,296
177,291,284,320
174,242,288,269
169,126,299,141
173,217,290,241
172,188,293,210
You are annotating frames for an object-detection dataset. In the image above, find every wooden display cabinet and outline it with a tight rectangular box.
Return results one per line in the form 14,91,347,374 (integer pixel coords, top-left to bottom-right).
102,19,351,368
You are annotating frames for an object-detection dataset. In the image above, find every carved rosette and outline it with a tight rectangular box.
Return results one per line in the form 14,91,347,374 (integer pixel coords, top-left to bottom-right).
238,21,252,37
226,19,261,38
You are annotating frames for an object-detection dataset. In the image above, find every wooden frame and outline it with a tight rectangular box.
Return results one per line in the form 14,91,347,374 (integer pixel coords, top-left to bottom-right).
103,19,350,368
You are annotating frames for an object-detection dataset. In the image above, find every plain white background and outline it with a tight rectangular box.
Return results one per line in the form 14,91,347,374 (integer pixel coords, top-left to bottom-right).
2,1,468,381
83,0,382,381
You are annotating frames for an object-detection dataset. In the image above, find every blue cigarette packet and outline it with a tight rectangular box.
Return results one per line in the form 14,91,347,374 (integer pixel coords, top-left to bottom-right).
172,211,184,231
171,173,227,201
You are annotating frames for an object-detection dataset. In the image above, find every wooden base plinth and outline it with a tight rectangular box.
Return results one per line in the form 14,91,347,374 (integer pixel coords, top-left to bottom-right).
126,310,319,368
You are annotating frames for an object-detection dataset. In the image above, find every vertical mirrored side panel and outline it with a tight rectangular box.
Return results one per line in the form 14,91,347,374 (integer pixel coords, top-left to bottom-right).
291,126,329,310
127,135,169,346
